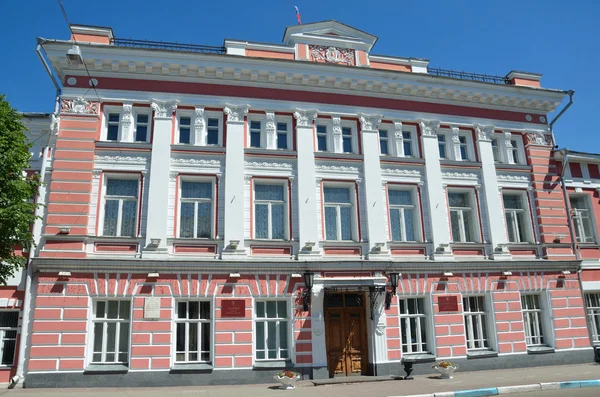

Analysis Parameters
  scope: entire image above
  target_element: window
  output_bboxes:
[585,293,600,344]
[438,135,447,159]
[463,296,490,351]
[134,114,149,142]
[323,186,354,241]
[250,121,261,148]
[521,294,545,346]
[342,127,353,153]
[570,196,595,243]
[0,312,18,366]
[179,116,191,144]
[510,140,521,164]
[207,118,219,145]
[317,125,328,152]
[103,179,139,237]
[106,113,120,141]
[255,301,289,360]
[403,131,413,157]
[459,136,469,160]
[175,301,211,363]
[379,129,389,155]
[277,122,288,150]
[449,192,475,242]
[388,189,416,242]
[504,193,530,243]
[491,138,500,162]
[180,181,213,238]
[398,298,428,354]
[92,300,130,364]
[254,184,285,239]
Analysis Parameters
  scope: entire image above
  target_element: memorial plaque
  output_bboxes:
[438,296,459,312]
[221,299,246,318]
[144,297,161,319]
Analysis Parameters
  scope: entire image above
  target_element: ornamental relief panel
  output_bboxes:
[309,45,355,66]
[61,97,100,115]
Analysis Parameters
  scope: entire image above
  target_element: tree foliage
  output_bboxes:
[0,95,41,285]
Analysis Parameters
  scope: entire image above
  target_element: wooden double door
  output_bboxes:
[324,292,368,377]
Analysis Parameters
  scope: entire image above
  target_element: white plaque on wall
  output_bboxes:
[144,297,161,320]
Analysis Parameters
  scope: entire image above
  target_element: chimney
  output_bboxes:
[70,24,114,45]
[505,70,542,88]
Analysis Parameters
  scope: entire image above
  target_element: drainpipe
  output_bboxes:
[558,149,580,261]
[549,90,575,129]
[12,40,63,387]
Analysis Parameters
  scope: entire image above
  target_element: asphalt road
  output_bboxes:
[512,388,600,396]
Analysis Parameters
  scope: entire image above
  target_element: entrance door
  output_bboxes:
[324,292,368,377]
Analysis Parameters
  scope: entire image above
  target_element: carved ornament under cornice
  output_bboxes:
[381,168,421,177]
[170,157,222,167]
[310,45,355,66]
[95,154,149,164]
[442,171,479,180]
[525,131,553,147]
[244,161,293,170]
[61,97,100,116]
[315,164,360,174]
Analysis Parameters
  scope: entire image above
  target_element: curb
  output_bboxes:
[392,379,600,397]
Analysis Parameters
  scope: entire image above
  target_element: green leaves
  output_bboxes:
[0,95,41,285]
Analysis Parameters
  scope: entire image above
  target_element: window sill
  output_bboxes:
[495,163,531,171]
[467,350,498,359]
[380,156,424,164]
[527,346,555,354]
[171,144,225,153]
[84,364,129,373]
[400,353,436,363]
[244,147,296,156]
[314,152,363,160]
[170,363,213,372]
[253,360,289,369]
[440,160,480,166]
[96,141,152,150]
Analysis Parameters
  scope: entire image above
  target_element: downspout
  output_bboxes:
[558,149,580,261]
[549,90,575,129]
[13,40,62,387]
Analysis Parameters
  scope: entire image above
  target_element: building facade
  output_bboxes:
[17,21,597,387]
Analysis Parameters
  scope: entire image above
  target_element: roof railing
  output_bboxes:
[428,67,509,85]
[111,38,226,54]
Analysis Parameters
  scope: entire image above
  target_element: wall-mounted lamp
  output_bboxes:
[147,272,159,278]
[58,271,71,277]
[502,271,513,276]
[443,272,454,277]
[229,273,241,278]
[291,273,302,278]
[562,270,571,275]
[66,45,83,66]
[385,272,400,310]
[302,272,314,311]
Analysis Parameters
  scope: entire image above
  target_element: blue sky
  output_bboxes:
[1,0,598,152]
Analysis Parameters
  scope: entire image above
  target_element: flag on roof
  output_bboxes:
[295,6,302,25]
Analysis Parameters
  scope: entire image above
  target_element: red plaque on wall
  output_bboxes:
[221,299,246,318]
[438,296,459,312]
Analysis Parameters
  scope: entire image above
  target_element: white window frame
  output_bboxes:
[174,300,212,364]
[276,116,292,150]
[437,133,448,159]
[457,132,475,161]
[491,136,501,163]
[378,127,390,156]
[316,122,329,152]
[402,130,415,158]
[99,175,141,237]
[90,299,131,365]
[570,194,597,244]
[102,106,122,141]
[205,111,224,146]
[521,293,548,347]
[448,188,479,243]
[387,186,421,242]
[176,112,193,145]
[177,177,216,239]
[503,191,534,244]
[248,116,264,149]
[463,295,495,352]
[0,311,18,367]
[252,180,289,240]
[254,299,292,361]
[322,183,358,241]
[398,297,430,354]
[341,122,358,154]
[509,136,525,165]
[132,109,151,143]
[585,292,600,345]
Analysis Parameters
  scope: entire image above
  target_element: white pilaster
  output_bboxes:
[451,125,461,161]
[476,125,511,260]
[369,290,388,365]
[265,111,277,150]
[332,116,343,153]
[222,104,250,255]
[503,130,515,164]
[194,107,205,146]
[294,109,322,258]
[310,284,327,369]
[120,103,133,143]
[393,121,404,157]
[359,114,389,258]
[144,99,178,254]
[420,119,453,259]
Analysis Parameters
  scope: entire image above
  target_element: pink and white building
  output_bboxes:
[14,21,597,387]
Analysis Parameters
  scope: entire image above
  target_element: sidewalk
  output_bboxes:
[3,363,599,397]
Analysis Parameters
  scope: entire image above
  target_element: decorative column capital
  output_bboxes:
[419,119,440,137]
[358,113,383,132]
[224,104,250,123]
[293,109,318,127]
[525,130,553,147]
[476,124,495,141]
[151,99,179,119]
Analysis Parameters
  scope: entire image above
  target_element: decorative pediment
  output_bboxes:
[283,20,378,52]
